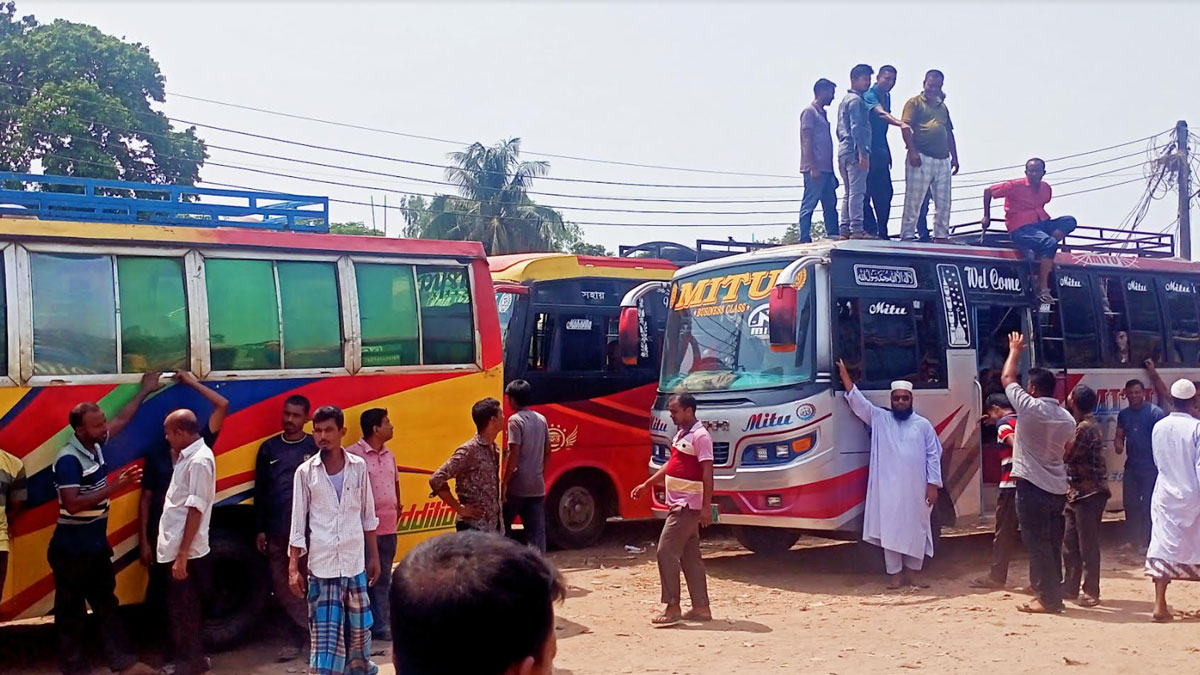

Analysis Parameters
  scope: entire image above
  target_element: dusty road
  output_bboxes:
[3,521,1198,674]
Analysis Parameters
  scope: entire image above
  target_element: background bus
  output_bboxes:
[0,175,502,647]
[622,226,1182,553]
[490,252,675,548]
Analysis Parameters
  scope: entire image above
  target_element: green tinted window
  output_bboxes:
[206,258,280,370]
[355,263,418,366]
[31,253,117,375]
[0,258,7,376]
[118,257,188,372]
[278,261,342,369]
[417,266,475,364]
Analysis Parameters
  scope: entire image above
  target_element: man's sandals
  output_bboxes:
[1017,599,1064,614]
[652,608,712,627]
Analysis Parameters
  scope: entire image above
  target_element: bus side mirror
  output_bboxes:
[618,306,641,366]
[769,285,796,353]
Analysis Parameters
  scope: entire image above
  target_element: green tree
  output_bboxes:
[569,241,610,256]
[0,2,206,186]
[329,221,382,236]
[403,138,576,254]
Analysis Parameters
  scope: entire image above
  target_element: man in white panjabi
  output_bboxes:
[837,360,943,588]
[1146,379,1200,622]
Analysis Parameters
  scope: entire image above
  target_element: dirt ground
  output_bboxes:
[3,520,1199,675]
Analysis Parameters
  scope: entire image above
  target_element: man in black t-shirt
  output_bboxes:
[138,371,228,649]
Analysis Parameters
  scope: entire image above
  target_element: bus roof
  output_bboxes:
[0,216,488,258]
[489,251,677,283]
[671,238,1200,279]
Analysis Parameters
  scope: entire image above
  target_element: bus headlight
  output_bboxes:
[741,432,816,466]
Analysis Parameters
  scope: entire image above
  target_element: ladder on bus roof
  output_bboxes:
[0,172,330,232]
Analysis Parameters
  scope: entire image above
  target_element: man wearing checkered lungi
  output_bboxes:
[899,69,959,243]
[289,406,383,675]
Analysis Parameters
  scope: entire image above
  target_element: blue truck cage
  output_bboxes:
[0,173,329,232]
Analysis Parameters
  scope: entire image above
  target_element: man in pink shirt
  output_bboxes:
[631,393,713,626]
[348,408,400,643]
[982,158,1077,304]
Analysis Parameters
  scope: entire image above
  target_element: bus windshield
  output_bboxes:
[659,261,815,393]
[496,290,521,349]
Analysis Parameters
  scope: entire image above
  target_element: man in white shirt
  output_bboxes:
[1001,332,1077,615]
[157,409,216,675]
[289,405,382,675]
[1146,379,1200,622]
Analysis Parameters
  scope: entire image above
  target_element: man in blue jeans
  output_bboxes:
[982,158,1077,304]
[797,78,839,243]
[1114,378,1165,554]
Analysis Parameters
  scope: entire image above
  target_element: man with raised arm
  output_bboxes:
[1001,333,1076,614]
[51,372,162,675]
[862,65,910,239]
[1146,379,1200,622]
[982,158,1078,305]
[836,360,943,589]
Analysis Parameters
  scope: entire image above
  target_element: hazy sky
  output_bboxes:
[18,1,1200,253]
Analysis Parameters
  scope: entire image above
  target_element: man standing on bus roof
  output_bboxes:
[347,407,400,644]
[502,379,551,553]
[255,394,319,662]
[836,64,875,240]
[1002,332,1076,614]
[429,398,505,534]
[289,405,382,675]
[900,69,958,243]
[797,77,840,244]
[970,393,1020,590]
[631,392,713,625]
[50,372,162,675]
[1116,378,1166,555]
[836,361,943,588]
[862,65,910,239]
[982,158,1078,305]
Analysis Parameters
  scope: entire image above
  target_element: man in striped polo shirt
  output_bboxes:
[632,393,713,626]
[50,373,161,675]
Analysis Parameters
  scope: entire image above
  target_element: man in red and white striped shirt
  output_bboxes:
[632,393,714,626]
[972,393,1020,589]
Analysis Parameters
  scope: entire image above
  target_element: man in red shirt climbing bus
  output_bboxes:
[981,157,1078,305]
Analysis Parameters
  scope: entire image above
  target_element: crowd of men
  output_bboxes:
[799,64,1078,303]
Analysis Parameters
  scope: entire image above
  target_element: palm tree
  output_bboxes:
[410,138,575,254]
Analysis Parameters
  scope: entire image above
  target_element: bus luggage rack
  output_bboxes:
[619,238,774,264]
[0,173,329,232]
[948,219,1175,259]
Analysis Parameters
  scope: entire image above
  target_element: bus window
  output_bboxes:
[1123,277,1164,364]
[0,257,6,376]
[836,296,945,389]
[1098,275,1132,364]
[206,259,281,371]
[355,263,419,367]
[417,266,475,365]
[1163,279,1200,365]
[557,314,606,371]
[277,261,342,369]
[31,253,189,376]
[1045,272,1101,368]
[529,312,552,371]
[118,257,188,372]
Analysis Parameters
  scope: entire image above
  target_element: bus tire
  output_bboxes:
[733,526,801,555]
[202,531,269,651]
[546,474,610,550]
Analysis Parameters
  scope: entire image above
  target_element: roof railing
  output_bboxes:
[0,173,329,232]
[948,218,1176,259]
[618,238,773,265]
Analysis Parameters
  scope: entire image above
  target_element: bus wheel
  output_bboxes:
[733,526,801,555]
[202,531,269,651]
[547,475,609,550]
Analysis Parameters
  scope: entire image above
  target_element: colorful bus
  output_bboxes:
[620,226,1183,553]
[490,252,675,548]
[0,175,501,646]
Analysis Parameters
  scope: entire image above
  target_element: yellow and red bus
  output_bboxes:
[489,252,675,547]
[0,175,501,646]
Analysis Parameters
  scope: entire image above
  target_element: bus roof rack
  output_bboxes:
[948,219,1176,259]
[619,238,774,265]
[0,173,330,232]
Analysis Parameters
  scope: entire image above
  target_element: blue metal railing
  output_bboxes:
[0,173,329,232]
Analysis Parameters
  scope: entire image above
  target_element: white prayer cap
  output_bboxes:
[1170,378,1197,400]
[891,380,915,393]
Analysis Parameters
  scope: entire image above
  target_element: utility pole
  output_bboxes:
[1177,120,1191,259]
